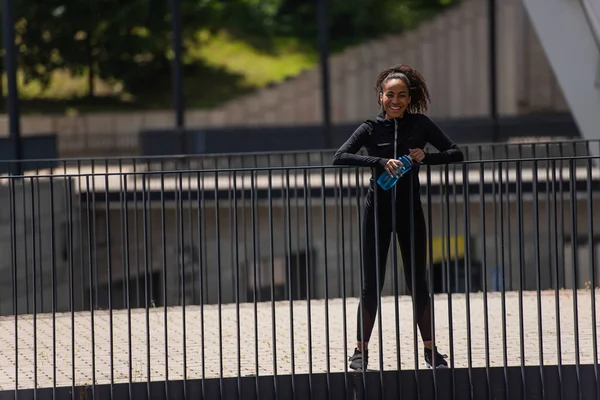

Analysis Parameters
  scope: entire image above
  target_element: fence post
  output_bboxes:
[170,0,185,153]
[488,0,499,143]
[317,0,333,149]
[2,0,22,175]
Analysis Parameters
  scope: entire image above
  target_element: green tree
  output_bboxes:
[1,0,460,106]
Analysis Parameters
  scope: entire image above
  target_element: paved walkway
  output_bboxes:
[0,290,597,391]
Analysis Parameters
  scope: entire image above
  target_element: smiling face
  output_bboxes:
[380,78,411,119]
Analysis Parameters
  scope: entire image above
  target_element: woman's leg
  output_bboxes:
[350,191,391,370]
[396,202,432,343]
[397,201,448,368]
[357,193,391,346]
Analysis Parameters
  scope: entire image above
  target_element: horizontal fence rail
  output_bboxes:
[3,137,600,178]
[0,155,598,399]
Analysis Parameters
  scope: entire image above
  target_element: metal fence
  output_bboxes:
[0,152,598,399]
[7,137,600,175]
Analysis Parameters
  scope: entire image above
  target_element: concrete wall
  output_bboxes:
[0,0,569,155]
[0,178,84,316]
[81,190,600,309]
[1,171,598,316]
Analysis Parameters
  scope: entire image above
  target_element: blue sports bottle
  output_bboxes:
[376,154,413,190]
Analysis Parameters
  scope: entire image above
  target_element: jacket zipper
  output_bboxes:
[394,119,398,160]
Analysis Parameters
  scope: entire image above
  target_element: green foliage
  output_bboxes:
[1,0,459,112]
[228,0,461,51]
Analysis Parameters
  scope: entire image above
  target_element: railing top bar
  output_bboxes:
[0,137,595,165]
[1,154,599,180]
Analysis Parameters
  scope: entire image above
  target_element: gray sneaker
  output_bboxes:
[349,348,368,371]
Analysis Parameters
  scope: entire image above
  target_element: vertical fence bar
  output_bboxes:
[373,167,385,397]
[242,162,249,306]
[134,163,141,309]
[268,169,279,399]
[36,174,45,313]
[120,161,128,312]
[491,148,498,299]
[479,161,491,400]
[335,165,342,301]
[505,159,513,291]
[569,159,582,400]
[551,159,564,399]
[559,150,566,292]
[160,172,169,399]
[285,168,296,399]
[586,158,599,397]
[92,163,99,313]
[290,162,298,304]
[123,175,133,398]
[22,180,30,314]
[304,169,314,399]
[197,167,208,304]
[408,164,419,396]
[587,157,599,399]
[391,160,402,397]
[347,168,355,299]
[533,160,546,399]
[28,177,38,397]
[85,175,97,398]
[426,165,438,400]
[233,170,242,400]
[46,177,56,400]
[336,168,348,380]
[103,167,115,398]
[49,176,57,399]
[187,170,194,308]
[516,161,527,400]
[9,177,18,397]
[355,168,366,397]
[462,162,474,400]
[450,164,465,296]
[321,167,331,400]
[337,167,349,392]
[498,161,509,399]
[446,164,457,400]
[178,172,188,399]
[141,174,152,399]
[196,171,206,400]
[215,170,224,399]
[256,172,263,304]
[251,170,260,398]
[545,144,554,290]
[230,171,236,307]
[67,176,75,399]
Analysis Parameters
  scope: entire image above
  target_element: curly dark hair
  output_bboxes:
[375,64,431,114]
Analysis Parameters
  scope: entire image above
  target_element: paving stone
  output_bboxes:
[0,289,597,390]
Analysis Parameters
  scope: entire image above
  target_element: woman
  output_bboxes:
[332,64,464,370]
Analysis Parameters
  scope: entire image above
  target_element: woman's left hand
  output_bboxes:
[409,148,425,163]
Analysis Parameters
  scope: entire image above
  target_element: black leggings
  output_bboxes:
[357,186,432,343]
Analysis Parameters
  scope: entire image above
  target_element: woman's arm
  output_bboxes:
[420,116,464,165]
[333,123,388,168]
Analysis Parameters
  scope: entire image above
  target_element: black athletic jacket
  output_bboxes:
[333,112,464,184]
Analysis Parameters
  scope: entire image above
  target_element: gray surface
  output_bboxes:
[0,289,597,391]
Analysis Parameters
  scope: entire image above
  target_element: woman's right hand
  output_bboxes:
[384,158,405,177]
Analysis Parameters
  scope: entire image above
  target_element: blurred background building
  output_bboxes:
[1,0,598,158]
[0,0,599,316]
